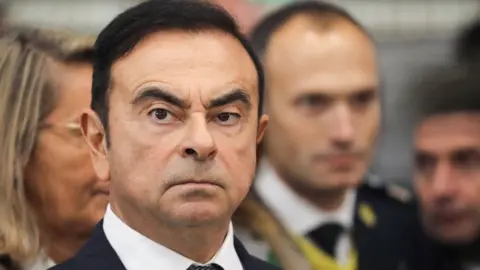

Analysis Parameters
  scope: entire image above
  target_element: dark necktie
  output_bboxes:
[307,222,344,257]
[186,263,223,270]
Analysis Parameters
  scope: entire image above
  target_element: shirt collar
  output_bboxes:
[103,204,242,270]
[255,159,356,234]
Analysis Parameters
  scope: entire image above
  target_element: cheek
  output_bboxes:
[215,130,256,191]
[459,177,480,206]
[355,105,380,143]
[25,142,98,216]
[108,121,178,196]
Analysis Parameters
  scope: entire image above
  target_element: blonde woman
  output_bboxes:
[0,27,108,270]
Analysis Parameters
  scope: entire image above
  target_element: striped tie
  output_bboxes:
[186,263,223,270]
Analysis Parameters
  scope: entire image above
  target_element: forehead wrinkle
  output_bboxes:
[113,63,257,104]
[110,31,258,112]
[196,84,256,111]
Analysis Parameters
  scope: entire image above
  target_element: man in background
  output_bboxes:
[411,65,480,270]
[235,1,429,270]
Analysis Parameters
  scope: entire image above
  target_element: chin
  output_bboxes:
[322,174,363,189]
[429,222,480,246]
[436,233,475,246]
[437,229,479,245]
[168,203,227,226]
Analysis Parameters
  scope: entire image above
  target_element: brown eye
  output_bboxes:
[298,94,330,109]
[148,108,176,123]
[415,153,437,178]
[153,109,168,120]
[215,112,240,126]
[451,149,480,170]
[350,90,376,108]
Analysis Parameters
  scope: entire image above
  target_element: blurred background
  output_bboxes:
[5,0,480,187]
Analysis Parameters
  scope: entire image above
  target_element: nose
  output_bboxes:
[180,115,217,161]
[430,162,456,199]
[328,103,354,148]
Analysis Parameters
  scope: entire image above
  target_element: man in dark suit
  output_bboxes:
[49,1,277,270]
[234,2,430,270]
[410,65,480,270]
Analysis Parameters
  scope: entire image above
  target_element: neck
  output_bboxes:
[286,179,348,211]
[270,161,349,211]
[304,188,349,211]
[42,230,87,264]
[111,202,229,263]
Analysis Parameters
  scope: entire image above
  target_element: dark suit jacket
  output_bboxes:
[352,181,466,270]
[49,221,281,270]
[351,182,428,270]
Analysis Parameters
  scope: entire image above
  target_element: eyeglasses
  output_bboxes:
[39,121,86,148]
[40,121,82,135]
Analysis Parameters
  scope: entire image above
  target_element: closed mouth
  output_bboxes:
[95,189,110,196]
[171,179,221,188]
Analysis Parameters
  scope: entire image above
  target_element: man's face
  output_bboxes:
[264,17,380,192]
[85,30,267,226]
[414,113,480,244]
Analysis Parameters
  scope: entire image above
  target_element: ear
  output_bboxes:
[256,114,268,144]
[80,108,110,183]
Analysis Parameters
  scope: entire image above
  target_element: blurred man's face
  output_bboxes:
[84,30,267,227]
[264,17,380,193]
[415,112,480,244]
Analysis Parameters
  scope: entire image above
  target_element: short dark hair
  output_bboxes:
[250,0,369,59]
[455,18,480,66]
[409,64,480,126]
[91,0,264,130]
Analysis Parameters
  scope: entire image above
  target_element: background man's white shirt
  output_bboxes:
[242,160,356,265]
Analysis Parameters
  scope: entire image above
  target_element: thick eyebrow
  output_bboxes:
[208,89,252,110]
[131,87,188,109]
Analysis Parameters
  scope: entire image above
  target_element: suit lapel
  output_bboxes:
[234,236,270,270]
[72,221,127,270]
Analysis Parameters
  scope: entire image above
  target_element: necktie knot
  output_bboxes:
[307,222,344,257]
[187,263,223,270]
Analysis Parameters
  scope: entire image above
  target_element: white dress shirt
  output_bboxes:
[252,160,357,264]
[103,205,243,270]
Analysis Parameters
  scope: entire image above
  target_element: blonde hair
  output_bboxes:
[0,26,94,263]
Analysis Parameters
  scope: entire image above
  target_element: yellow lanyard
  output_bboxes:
[293,235,357,270]
[267,202,379,269]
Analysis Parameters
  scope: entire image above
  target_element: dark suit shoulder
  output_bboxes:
[354,178,428,270]
[234,236,283,270]
[360,176,416,207]
[357,180,420,231]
